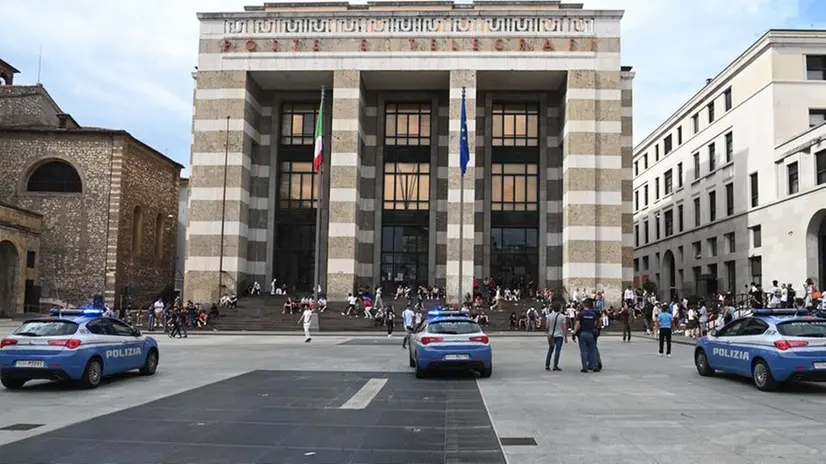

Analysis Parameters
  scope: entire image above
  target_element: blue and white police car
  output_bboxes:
[0,308,159,390]
[408,309,492,378]
[694,308,826,391]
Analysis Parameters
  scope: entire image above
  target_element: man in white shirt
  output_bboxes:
[401,306,415,349]
[780,284,789,308]
[299,307,314,342]
[770,280,782,308]
[152,297,164,331]
[623,286,635,309]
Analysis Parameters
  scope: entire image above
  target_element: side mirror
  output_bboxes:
[708,329,717,337]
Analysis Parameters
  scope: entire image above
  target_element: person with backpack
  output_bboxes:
[527,307,538,332]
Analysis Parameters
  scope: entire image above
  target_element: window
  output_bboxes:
[725,232,735,253]
[655,144,660,161]
[385,103,431,146]
[809,109,826,128]
[664,170,673,195]
[818,149,826,185]
[654,177,660,199]
[381,226,429,287]
[707,237,717,257]
[154,214,164,260]
[634,258,639,272]
[692,114,699,133]
[655,214,661,240]
[492,103,538,147]
[383,162,430,210]
[634,160,639,177]
[274,224,316,291]
[280,103,317,145]
[725,132,733,163]
[692,266,702,293]
[725,183,734,216]
[26,160,82,193]
[644,220,650,243]
[787,162,799,195]
[491,164,538,211]
[806,55,826,80]
[707,102,715,123]
[678,245,684,261]
[693,152,700,179]
[26,251,36,268]
[490,227,539,287]
[724,87,732,111]
[677,127,683,145]
[750,256,762,286]
[751,225,762,248]
[725,260,736,291]
[635,224,640,247]
[677,162,683,188]
[131,206,143,258]
[708,190,716,222]
[664,210,674,237]
[643,153,648,169]
[278,161,318,209]
[643,256,649,270]
[677,204,684,232]
[692,241,701,259]
[750,172,759,207]
[708,142,716,171]
[643,184,649,206]
[634,190,639,211]
[693,197,701,227]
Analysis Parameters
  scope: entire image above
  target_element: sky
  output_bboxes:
[2,0,826,175]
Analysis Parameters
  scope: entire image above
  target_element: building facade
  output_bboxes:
[186,0,634,304]
[632,29,826,298]
[0,63,183,312]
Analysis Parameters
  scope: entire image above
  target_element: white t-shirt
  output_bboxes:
[153,301,164,313]
[347,296,357,305]
[302,309,313,324]
[623,289,634,301]
[687,309,696,321]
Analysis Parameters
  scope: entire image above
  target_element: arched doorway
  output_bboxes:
[805,209,826,290]
[0,241,20,315]
[662,250,676,298]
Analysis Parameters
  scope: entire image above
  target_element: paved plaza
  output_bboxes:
[1,334,825,463]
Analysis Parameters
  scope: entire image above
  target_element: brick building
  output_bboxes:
[186,0,634,304]
[0,60,183,313]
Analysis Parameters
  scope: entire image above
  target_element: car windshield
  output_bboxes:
[13,320,79,337]
[427,320,481,335]
[776,320,826,338]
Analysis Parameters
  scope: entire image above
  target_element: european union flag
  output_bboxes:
[459,88,470,176]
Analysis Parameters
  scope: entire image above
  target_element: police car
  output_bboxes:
[0,308,159,390]
[694,308,826,391]
[408,309,492,378]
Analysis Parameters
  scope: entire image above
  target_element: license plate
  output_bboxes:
[814,362,826,370]
[444,354,470,361]
[15,360,45,368]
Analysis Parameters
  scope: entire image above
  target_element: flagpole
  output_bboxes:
[458,87,466,307]
[313,86,325,304]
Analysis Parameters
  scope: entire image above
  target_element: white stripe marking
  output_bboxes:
[340,378,388,410]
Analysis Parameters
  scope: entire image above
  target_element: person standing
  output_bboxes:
[619,303,633,342]
[657,307,674,357]
[401,306,415,349]
[544,302,567,371]
[573,298,600,373]
[299,306,313,343]
[385,305,396,337]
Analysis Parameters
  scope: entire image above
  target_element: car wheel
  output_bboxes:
[752,359,779,392]
[139,349,159,376]
[480,366,492,378]
[1,376,26,390]
[77,357,103,390]
[694,349,714,377]
[408,352,415,368]
[415,361,427,378]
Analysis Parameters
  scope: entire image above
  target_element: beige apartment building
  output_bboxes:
[185,0,634,304]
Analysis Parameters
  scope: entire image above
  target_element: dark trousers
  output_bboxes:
[622,322,632,341]
[545,335,563,369]
[658,328,672,355]
[387,322,394,335]
[577,331,597,370]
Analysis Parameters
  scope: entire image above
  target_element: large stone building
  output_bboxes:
[0,60,183,313]
[186,0,634,304]
[632,30,826,297]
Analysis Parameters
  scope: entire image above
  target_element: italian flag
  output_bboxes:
[312,101,323,174]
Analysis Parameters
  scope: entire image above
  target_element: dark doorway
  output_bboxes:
[662,250,676,295]
[805,209,826,290]
[0,241,20,315]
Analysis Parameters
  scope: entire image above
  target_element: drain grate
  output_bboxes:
[499,437,537,446]
[0,424,43,431]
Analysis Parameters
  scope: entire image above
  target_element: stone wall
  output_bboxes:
[0,85,62,128]
[0,203,41,314]
[115,137,182,309]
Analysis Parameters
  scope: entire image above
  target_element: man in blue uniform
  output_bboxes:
[657,308,674,357]
[573,298,600,373]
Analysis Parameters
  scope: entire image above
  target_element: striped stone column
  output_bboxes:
[357,89,377,288]
[185,70,259,303]
[446,70,476,303]
[435,96,449,289]
[620,67,636,288]
[326,70,362,299]
[245,84,271,285]
[546,95,564,290]
[561,69,625,303]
